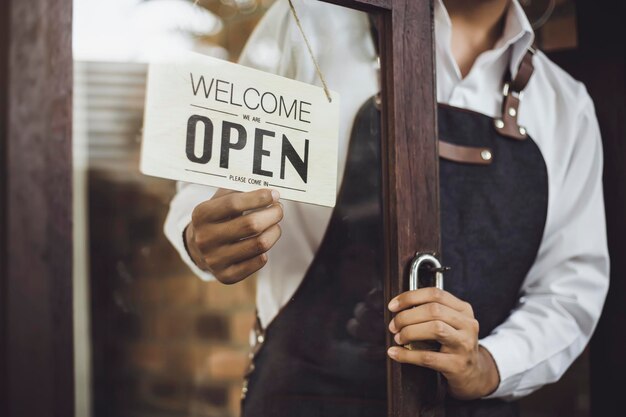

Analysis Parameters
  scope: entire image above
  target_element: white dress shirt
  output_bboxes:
[164,0,609,400]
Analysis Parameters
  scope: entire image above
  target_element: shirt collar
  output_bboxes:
[434,0,535,78]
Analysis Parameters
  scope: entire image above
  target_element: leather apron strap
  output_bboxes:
[493,45,537,140]
[369,15,537,163]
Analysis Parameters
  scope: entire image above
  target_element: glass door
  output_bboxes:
[71,1,432,416]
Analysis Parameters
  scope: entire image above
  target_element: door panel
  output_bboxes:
[1,1,74,417]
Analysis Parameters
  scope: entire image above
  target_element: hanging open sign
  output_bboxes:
[140,52,340,207]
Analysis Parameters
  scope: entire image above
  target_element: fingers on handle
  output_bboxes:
[387,348,458,374]
[389,287,472,315]
[390,303,470,333]
[393,321,461,347]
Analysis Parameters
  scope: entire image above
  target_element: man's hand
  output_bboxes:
[185,188,283,284]
[386,288,500,400]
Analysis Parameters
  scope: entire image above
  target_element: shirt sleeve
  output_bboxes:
[162,1,295,281]
[163,181,218,281]
[479,92,610,399]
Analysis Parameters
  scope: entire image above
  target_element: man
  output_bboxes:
[164,0,609,415]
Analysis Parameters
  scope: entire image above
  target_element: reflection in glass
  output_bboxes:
[73,1,276,416]
[74,1,386,417]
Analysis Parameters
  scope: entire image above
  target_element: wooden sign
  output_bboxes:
[140,51,340,207]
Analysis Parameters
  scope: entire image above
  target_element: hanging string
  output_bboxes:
[193,0,332,102]
[287,0,333,102]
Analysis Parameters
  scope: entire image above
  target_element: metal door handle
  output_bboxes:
[404,252,448,351]
[409,253,444,292]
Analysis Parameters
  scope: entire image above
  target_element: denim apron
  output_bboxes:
[241,49,547,417]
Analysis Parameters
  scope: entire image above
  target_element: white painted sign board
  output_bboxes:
[140,52,340,207]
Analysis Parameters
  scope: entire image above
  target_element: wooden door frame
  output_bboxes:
[0,1,74,417]
[318,1,441,416]
[0,0,10,413]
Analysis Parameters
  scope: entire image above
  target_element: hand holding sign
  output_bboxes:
[185,188,283,284]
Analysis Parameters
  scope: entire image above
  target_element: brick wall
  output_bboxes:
[77,4,276,412]
[89,173,257,417]
[75,59,257,416]
[127,269,257,417]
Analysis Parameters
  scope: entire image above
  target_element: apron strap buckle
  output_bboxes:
[495,46,537,140]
